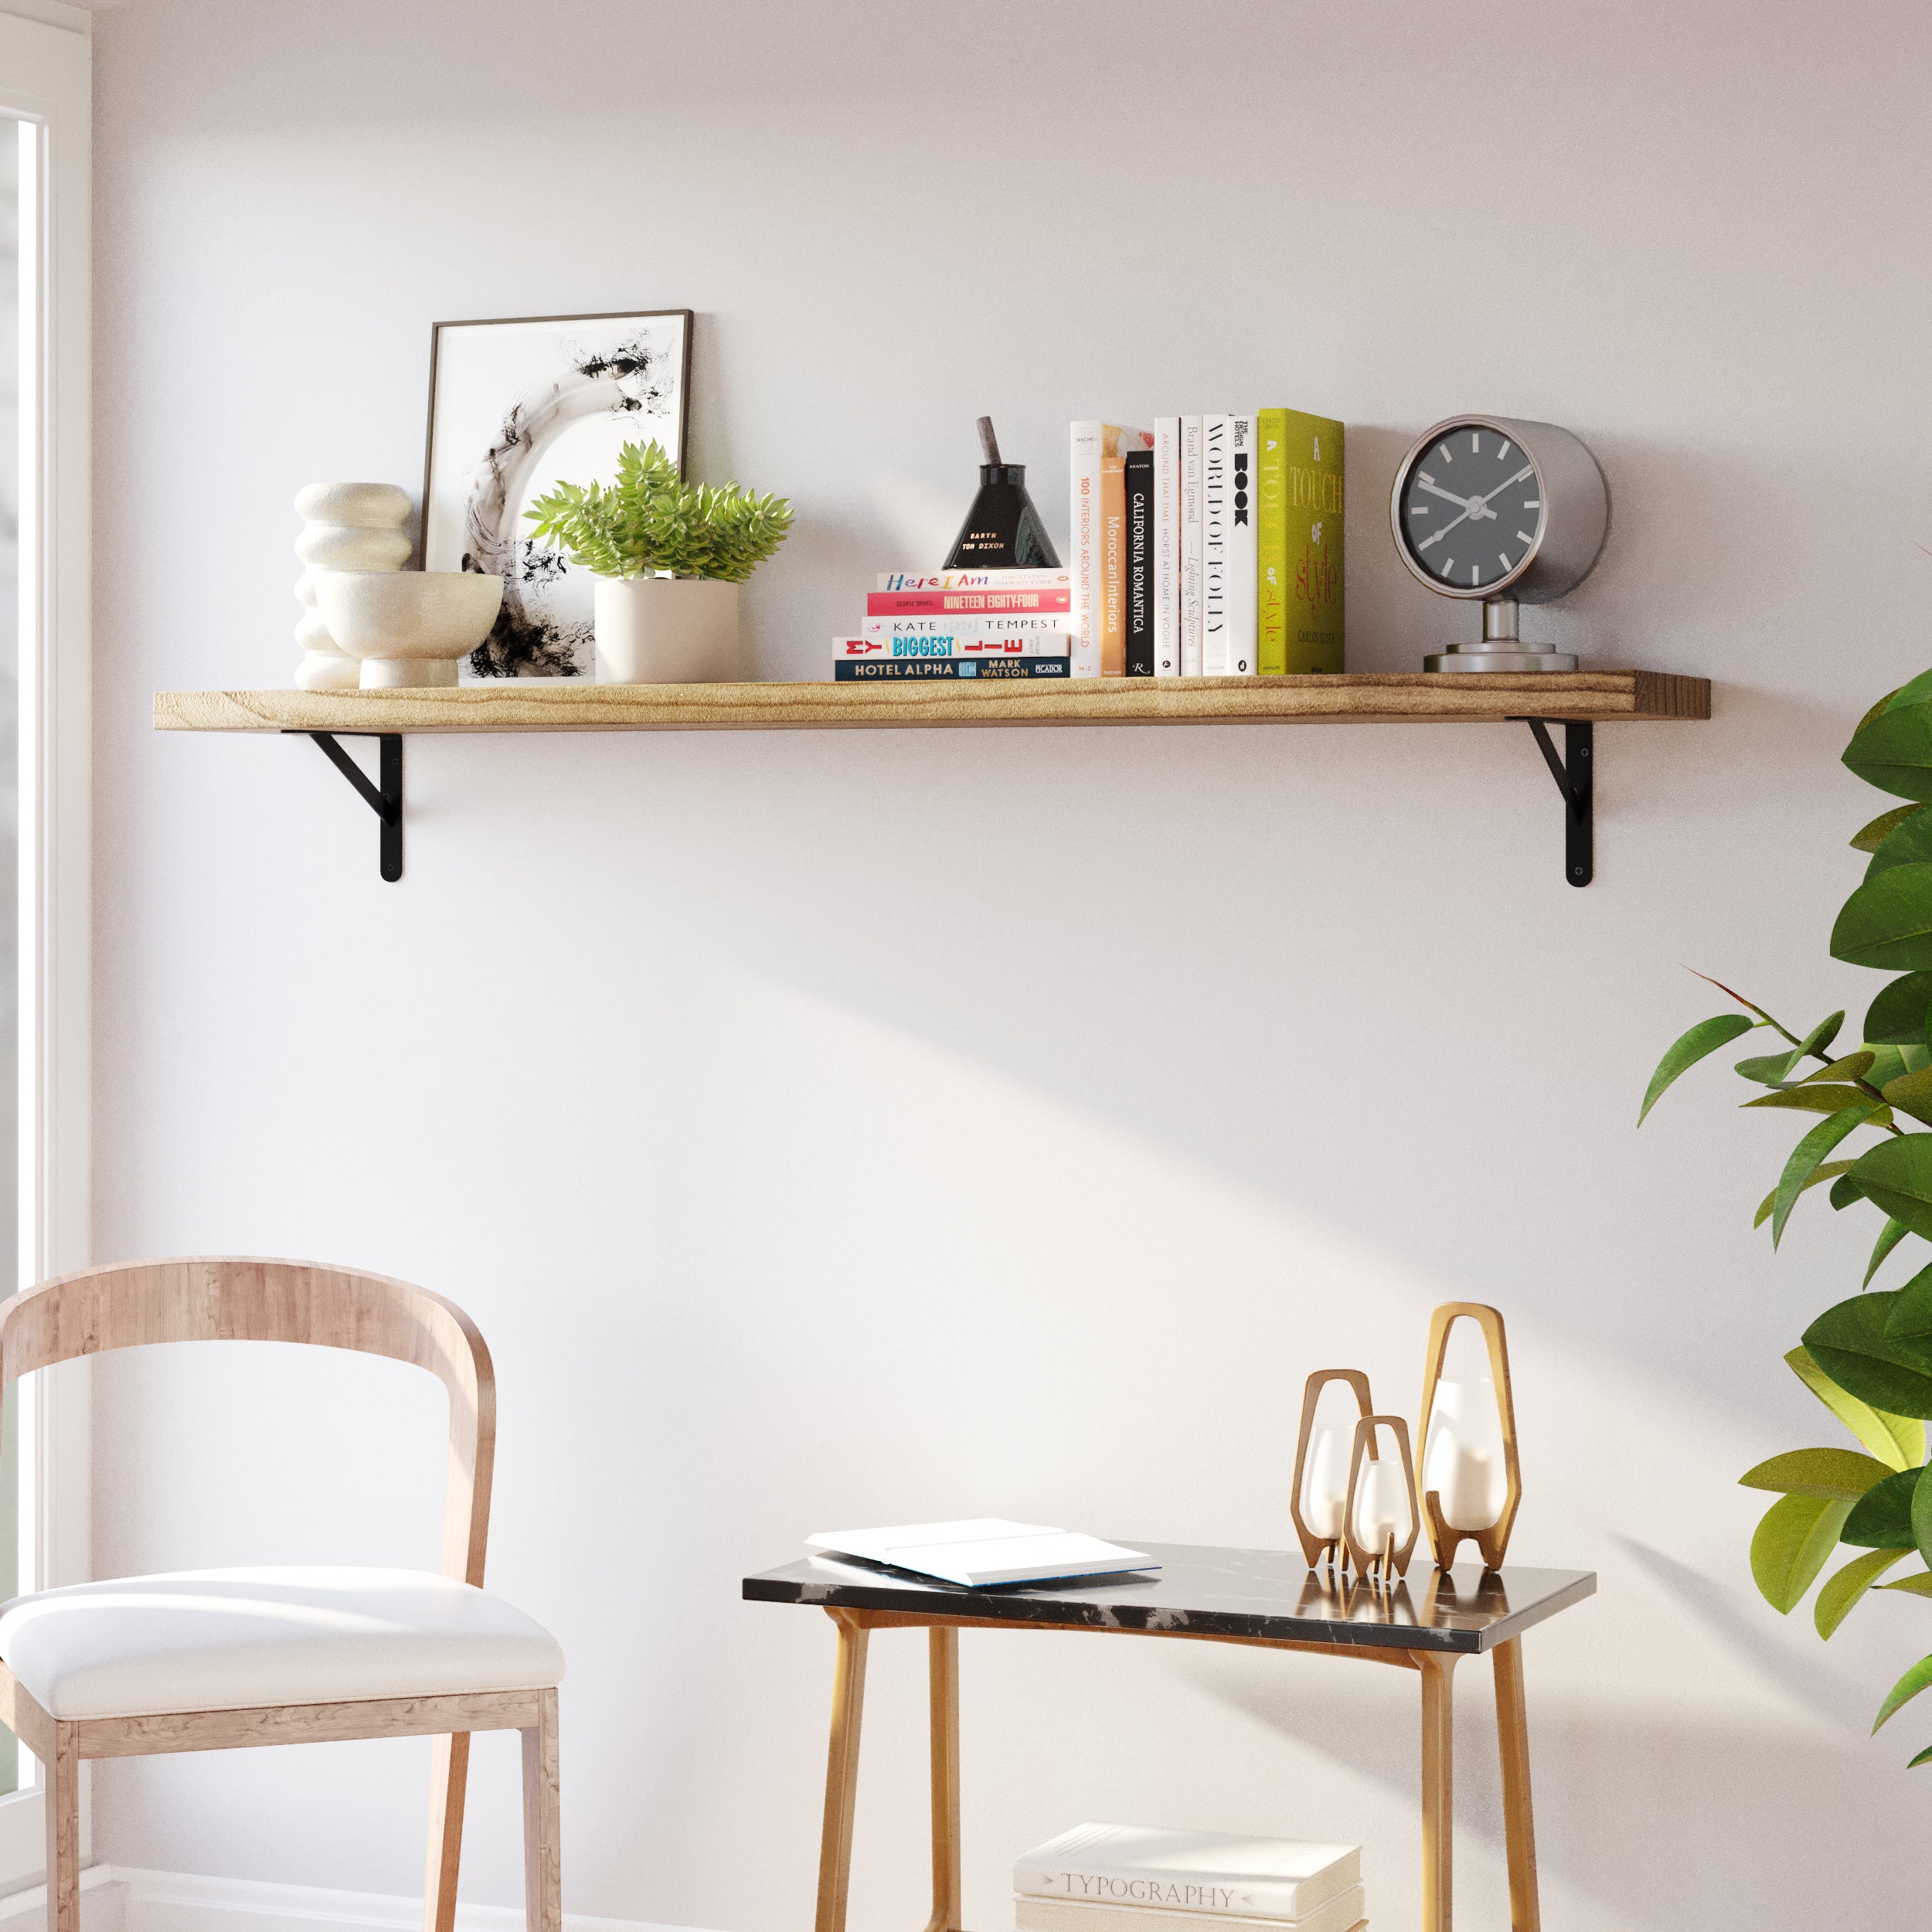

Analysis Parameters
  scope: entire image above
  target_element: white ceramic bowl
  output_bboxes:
[314,570,505,689]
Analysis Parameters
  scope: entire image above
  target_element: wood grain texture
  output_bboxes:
[46,1722,77,1932]
[1,1257,495,1588]
[0,1661,53,1760]
[520,1689,561,1932]
[71,1687,546,1760]
[423,1730,471,1932]
[922,1630,961,1932]
[815,1611,869,1932]
[1419,1652,1458,1932]
[1493,1638,1541,1932]
[152,670,1711,735]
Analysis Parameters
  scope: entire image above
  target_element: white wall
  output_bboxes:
[85,2,1932,1928]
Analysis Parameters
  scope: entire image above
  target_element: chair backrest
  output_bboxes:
[0,1257,496,1585]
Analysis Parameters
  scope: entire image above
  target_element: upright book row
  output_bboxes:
[1070,413,1345,679]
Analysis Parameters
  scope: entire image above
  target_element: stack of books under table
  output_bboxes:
[1015,1824,1365,1932]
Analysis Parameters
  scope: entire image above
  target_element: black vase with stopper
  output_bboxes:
[944,418,1060,570]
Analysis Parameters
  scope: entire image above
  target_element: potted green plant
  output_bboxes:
[525,440,793,684]
[1644,666,1932,1767]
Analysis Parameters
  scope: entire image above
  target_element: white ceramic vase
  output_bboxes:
[294,482,412,691]
[593,576,740,684]
[313,571,505,689]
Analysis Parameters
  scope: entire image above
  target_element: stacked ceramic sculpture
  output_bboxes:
[293,483,411,691]
[292,481,505,689]
[1291,1303,1522,1588]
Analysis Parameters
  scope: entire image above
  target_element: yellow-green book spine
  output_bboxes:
[1282,412,1345,673]
[1257,410,1289,675]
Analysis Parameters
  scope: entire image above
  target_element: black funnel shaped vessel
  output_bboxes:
[944,418,1060,570]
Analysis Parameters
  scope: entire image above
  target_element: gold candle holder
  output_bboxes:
[1291,1369,1373,1570]
[1342,1414,1421,1585]
[1417,1301,1522,1572]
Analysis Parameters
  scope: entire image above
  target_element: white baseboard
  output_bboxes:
[0,1870,706,1932]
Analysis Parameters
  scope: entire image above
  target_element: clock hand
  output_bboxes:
[1418,478,1478,512]
[1475,463,1536,508]
[1417,502,1476,550]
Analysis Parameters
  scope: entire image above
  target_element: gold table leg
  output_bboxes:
[816,1611,871,1932]
[1492,1638,1540,1932]
[922,1628,963,1932]
[1419,1651,1457,1932]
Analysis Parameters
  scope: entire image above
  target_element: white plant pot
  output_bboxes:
[594,576,740,684]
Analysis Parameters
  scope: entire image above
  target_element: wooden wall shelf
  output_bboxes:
[151,669,1711,887]
[154,670,1707,736]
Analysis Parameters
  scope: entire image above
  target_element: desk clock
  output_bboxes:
[1390,416,1609,672]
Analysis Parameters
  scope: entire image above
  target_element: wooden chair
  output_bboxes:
[0,1257,561,1932]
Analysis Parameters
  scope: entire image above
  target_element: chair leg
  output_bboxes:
[521,1689,561,1932]
[45,1723,78,1932]
[423,1733,471,1932]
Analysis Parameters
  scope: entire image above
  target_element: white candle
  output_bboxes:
[1351,1455,1413,1553]
[1302,1423,1349,1539]
[1423,1378,1508,1532]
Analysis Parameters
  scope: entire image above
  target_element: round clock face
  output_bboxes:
[1396,424,1544,592]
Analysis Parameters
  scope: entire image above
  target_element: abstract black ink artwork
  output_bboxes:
[422,311,693,678]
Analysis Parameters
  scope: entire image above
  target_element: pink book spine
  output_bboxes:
[867,589,1073,616]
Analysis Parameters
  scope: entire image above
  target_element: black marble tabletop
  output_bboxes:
[743,1542,1594,1655]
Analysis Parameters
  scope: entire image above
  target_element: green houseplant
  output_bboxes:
[1644,666,1932,1766]
[525,440,792,684]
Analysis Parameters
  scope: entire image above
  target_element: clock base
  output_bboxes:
[1424,648,1579,674]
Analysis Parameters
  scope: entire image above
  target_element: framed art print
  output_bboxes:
[423,309,692,678]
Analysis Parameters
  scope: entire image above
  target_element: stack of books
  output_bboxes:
[1070,413,1344,679]
[1015,1824,1365,1932]
[832,570,1073,680]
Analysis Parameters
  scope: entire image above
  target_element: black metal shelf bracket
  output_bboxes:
[1511,717,1592,887]
[290,730,403,882]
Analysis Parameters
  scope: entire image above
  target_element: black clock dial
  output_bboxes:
[1397,424,1543,592]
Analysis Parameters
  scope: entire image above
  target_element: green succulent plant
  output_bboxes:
[1644,668,1932,1767]
[524,439,793,583]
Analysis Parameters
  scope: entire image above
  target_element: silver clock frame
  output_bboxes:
[1389,415,1610,673]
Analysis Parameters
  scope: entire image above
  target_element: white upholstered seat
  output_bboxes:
[0,1566,566,1721]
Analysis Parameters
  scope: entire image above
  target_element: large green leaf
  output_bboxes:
[1867,1216,1912,1287]
[1738,1447,1896,1498]
[1640,1014,1756,1124]
[1842,1468,1923,1546]
[1886,1070,1932,1126]
[1907,1744,1932,1768]
[1914,1467,1932,1570]
[1751,1492,1855,1612]
[1883,1571,1932,1597]
[1758,1162,1858,1228]
[1850,1136,1932,1240]
[1804,1052,1877,1085]
[1787,1345,1923,1467]
[1805,1293,1932,1419]
[1845,702,1932,803]
[1745,1085,1883,1118]
[1869,1043,1916,1087]
[1873,1654,1932,1732]
[1867,805,1932,879]
[1885,1264,1932,1340]
[1774,1107,1883,1245]
[1830,1172,1866,1210]
[1816,1547,1911,1638]
[1869,975,1932,1049]
[1833,865,1932,970]
[1853,804,1927,854]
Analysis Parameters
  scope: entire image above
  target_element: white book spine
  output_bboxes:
[1152,417,1180,676]
[1070,421,1104,678]
[1179,416,1204,675]
[1225,413,1257,676]
[1202,414,1230,675]
[1014,1890,1365,1932]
